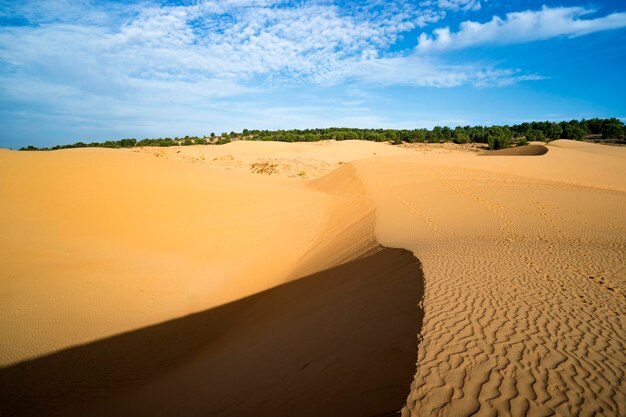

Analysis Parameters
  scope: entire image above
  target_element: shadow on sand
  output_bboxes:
[482,144,549,156]
[0,248,423,417]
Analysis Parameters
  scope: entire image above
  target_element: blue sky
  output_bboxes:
[0,0,625,148]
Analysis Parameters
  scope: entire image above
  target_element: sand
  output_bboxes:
[0,139,625,416]
[350,142,626,417]
[0,146,378,365]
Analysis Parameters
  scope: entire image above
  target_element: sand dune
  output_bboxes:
[0,147,376,365]
[1,139,625,416]
[135,139,413,179]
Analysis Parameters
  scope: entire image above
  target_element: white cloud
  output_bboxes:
[0,0,520,100]
[339,56,544,88]
[0,0,567,146]
[417,6,626,52]
[418,0,480,12]
[437,0,481,12]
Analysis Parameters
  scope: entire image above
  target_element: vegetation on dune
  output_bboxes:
[486,127,511,151]
[19,118,626,151]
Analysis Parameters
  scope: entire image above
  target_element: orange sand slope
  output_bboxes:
[0,146,377,366]
[1,139,625,417]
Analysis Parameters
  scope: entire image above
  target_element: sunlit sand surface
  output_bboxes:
[1,139,624,416]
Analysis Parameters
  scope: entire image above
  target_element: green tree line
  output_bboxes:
[19,118,626,151]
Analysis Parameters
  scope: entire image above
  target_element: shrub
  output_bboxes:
[601,118,624,139]
[486,127,512,150]
[453,132,469,144]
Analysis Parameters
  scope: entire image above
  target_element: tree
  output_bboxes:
[441,126,452,142]
[601,118,624,139]
[413,129,427,143]
[564,124,586,141]
[159,138,176,147]
[586,118,603,134]
[546,123,562,141]
[453,127,468,144]
[368,132,385,142]
[426,131,439,143]
[486,126,511,150]
[385,130,398,143]
[19,118,621,151]
[118,138,137,147]
[525,129,546,142]
[431,126,443,142]
[343,131,359,140]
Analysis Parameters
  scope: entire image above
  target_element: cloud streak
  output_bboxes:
[417,6,626,52]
